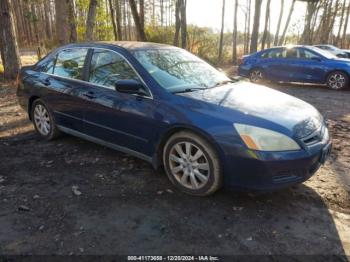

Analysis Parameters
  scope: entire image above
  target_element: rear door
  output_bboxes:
[258,48,290,81]
[37,48,89,132]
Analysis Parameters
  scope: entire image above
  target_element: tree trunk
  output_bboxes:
[278,0,296,45]
[329,0,339,43]
[109,0,118,40]
[55,0,70,44]
[261,0,271,49]
[300,1,318,44]
[30,4,40,45]
[180,0,187,49]
[274,0,284,46]
[232,0,238,64]
[140,0,144,29]
[128,0,146,41]
[250,0,262,53]
[114,0,123,40]
[309,3,321,44]
[173,0,181,46]
[342,1,350,48]
[245,0,251,53]
[0,0,21,79]
[85,0,98,41]
[43,0,53,40]
[68,0,77,42]
[336,0,347,45]
[218,0,225,63]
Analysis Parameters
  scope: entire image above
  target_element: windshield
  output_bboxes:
[131,48,231,93]
[310,46,339,59]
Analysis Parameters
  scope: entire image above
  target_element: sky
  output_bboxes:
[186,0,309,35]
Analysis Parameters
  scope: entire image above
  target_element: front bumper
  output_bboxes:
[222,140,332,191]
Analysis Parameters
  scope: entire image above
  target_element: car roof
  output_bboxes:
[60,41,178,51]
[261,45,313,51]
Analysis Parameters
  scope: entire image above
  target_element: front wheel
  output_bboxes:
[249,68,264,83]
[163,131,222,196]
[326,71,348,90]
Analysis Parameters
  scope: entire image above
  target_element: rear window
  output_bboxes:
[261,49,284,59]
[53,49,88,80]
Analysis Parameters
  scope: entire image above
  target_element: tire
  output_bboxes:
[326,71,348,90]
[31,99,60,140]
[163,131,222,196]
[249,68,264,83]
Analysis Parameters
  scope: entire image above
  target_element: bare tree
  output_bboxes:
[129,0,147,41]
[232,0,238,63]
[0,0,21,79]
[278,0,296,45]
[261,0,271,49]
[300,0,318,44]
[180,0,187,49]
[173,0,181,46]
[274,0,284,46]
[86,0,98,41]
[336,0,347,45]
[218,0,226,62]
[342,1,350,48]
[250,0,262,53]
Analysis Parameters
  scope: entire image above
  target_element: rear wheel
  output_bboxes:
[31,100,60,140]
[326,71,348,90]
[249,68,264,83]
[163,131,222,196]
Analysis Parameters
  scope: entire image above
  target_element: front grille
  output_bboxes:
[272,170,304,184]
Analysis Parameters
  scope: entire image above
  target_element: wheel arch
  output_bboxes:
[28,95,40,121]
[325,69,349,81]
[152,125,225,170]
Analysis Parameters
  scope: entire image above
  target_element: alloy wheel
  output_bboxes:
[328,73,346,90]
[33,104,51,136]
[168,141,210,190]
[250,69,263,83]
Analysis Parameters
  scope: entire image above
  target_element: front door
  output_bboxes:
[81,48,160,157]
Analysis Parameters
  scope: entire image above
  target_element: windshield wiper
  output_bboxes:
[210,80,235,88]
[172,87,208,94]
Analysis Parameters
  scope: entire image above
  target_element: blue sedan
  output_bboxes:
[17,42,331,196]
[238,45,350,90]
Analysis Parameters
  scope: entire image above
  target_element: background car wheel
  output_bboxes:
[326,71,348,90]
[163,131,222,196]
[31,99,60,140]
[249,69,264,83]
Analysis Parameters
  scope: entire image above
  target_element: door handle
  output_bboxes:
[82,91,96,100]
[43,78,51,86]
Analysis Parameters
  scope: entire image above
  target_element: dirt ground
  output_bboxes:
[0,70,350,257]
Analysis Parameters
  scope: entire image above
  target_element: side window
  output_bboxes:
[299,49,320,59]
[88,49,140,88]
[39,56,56,74]
[261,48,284,59]
[286,48,299,59]
[53,49,88,79]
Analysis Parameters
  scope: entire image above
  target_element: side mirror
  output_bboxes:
[115,79,148,96]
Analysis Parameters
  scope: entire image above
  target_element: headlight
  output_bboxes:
[234,123,300,151]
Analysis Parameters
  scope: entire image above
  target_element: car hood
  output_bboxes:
[179,82,323,138]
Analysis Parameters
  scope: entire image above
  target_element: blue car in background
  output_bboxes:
[17,42,331,196]
[238,45,350,90]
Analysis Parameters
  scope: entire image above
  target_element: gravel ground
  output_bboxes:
[0,75,349,257]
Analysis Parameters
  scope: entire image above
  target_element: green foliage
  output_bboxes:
[0,64,4,74]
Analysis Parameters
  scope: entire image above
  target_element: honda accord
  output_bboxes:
[17,42,332,196]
